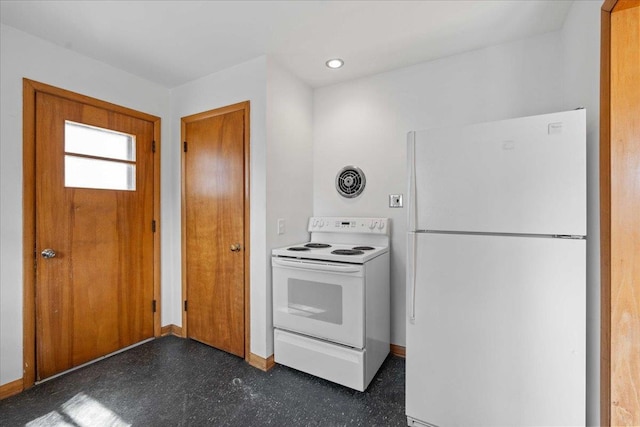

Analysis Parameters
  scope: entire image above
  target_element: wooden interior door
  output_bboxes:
[600,0,640,425]
[182,103,249,358]
[34,91,156,380]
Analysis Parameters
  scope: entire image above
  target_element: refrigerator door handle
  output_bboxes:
[407,131,417,231]
[408,232,417,322]
[407,131,417,322]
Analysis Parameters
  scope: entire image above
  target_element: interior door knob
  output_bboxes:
[41,248,56,259]
[230,243,242,252]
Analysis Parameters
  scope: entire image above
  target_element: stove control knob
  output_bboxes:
[369,220,377,230]
[378,221,385,230]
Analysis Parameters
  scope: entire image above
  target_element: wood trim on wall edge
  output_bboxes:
[22,78,37,390]
[243,103,251,369]
[611,0,640,11]
[390,344,406,358]
[248,353,275,372]
[602,0,618,12]
[0,378,24,400]
[160,324,184,337]
[152,117,162,338]
[599,1,615,425]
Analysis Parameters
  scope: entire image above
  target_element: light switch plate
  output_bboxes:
[389,194,403,208]
[277,218,286,235]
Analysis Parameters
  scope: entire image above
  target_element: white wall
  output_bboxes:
[313,31,565,346]
[0,24,171,385]
[561,1,602,425]
[170,57,271,357]
[265,59,314,355]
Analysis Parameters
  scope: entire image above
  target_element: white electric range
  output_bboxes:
[271,217,390,391]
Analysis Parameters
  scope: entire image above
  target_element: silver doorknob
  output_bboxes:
[230,243,242,252]
[41,248,56,259]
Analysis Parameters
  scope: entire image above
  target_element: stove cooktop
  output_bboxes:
[273,242,388,264]
[272,217,390,263]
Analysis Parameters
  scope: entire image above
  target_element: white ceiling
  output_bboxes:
[0,1,574,89]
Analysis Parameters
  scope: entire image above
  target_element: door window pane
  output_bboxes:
[64,121,136,191]
[65,121,135,161]
[65,156,135,191]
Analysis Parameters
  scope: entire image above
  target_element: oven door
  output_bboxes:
[272,257,365,348]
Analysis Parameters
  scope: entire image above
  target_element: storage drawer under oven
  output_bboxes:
[274,329,366,392]
[272,257,365,348]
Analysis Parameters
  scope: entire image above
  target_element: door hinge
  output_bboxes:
[183,141,188,152]
[152,141,156,153]
[184,300,188,311]
[152,300,157,313]
[152,220,156,232]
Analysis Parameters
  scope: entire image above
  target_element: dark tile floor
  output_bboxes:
[0,336,406,426]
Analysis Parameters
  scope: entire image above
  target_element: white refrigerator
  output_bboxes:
[406,110,587,427]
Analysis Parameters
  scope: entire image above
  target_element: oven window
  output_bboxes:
[287,279,342,325]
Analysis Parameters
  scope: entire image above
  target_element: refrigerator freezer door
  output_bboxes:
[406,232,586,427]
[408,109,586,236]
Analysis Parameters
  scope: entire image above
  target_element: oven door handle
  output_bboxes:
[272,258,362,274]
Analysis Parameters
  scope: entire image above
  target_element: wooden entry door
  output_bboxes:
[30,84,159,381]
[182,102,249,358]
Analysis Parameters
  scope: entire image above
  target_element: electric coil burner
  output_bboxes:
[332,249,364,256]
[272,217,390,392]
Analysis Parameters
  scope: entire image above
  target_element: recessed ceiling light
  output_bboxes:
[325,58,344,69]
